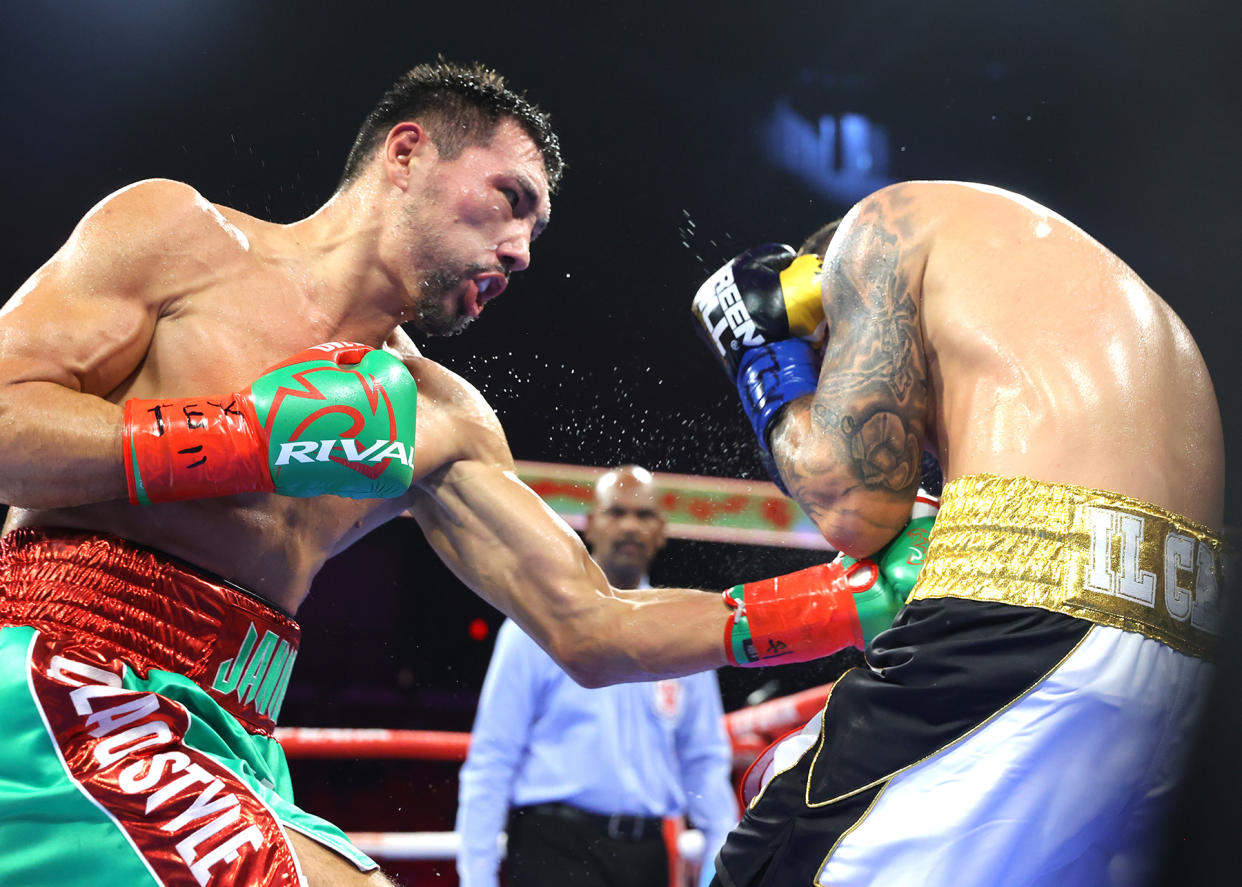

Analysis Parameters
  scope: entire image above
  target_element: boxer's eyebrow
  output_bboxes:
[513,172,550,241]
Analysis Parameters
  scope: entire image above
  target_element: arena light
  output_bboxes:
[764,99,894,204]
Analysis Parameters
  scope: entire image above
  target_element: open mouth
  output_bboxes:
[465,273,508,317]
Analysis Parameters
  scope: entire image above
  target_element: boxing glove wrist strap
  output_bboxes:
[736,339,819,453]
[722,560,864,667]
[123,395,270,505]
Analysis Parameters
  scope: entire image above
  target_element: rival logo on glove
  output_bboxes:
[272,438,415,469]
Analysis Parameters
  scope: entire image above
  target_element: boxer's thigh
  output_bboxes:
[819,626,1208,887]
[289,830,396,887]
[1,624,306,885]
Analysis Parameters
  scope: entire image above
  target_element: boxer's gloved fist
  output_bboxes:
[123,342,418,505]
[722,495,937,666]
[692,244,825,493]
[690,243,825,379]
[833,511,936,644]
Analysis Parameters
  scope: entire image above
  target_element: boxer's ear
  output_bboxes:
[384,122,432,189]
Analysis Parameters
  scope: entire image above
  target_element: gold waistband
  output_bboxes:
[910,474,1224,658]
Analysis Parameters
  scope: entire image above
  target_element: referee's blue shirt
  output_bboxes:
[456,616,738,887]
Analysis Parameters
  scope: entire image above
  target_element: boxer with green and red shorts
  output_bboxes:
[0,343,418,885]
[0,528,380,885]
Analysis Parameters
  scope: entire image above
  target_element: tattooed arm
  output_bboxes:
[770,184,932,556]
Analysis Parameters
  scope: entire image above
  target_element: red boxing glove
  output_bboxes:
[123,385,271,504]
[722,493,939,667]
[722,560,869,667]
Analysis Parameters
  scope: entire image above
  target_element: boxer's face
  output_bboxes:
[400,119,550,336]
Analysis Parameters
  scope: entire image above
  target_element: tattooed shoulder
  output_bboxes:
[811,189,928,497]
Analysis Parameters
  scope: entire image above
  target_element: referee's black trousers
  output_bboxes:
[506,803,669,887]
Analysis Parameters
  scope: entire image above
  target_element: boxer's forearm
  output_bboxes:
[566,587,732,686]
[0,380,129,507]
[777,188,930,555]
[770,399,910,557]
[411,461,732,686]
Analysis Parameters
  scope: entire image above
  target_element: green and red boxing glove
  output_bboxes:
[723,505,936,666]
[123,342,418,504]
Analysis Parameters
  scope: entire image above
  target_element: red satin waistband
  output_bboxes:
[0,527,300,735]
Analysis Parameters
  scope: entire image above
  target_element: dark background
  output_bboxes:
[3,1,1239,883]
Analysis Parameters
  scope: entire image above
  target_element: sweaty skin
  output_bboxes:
[772,181,1225,556]
[0,119,729,688]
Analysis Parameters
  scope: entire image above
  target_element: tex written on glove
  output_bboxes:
[722,491,938,666]
[123,342,418,504]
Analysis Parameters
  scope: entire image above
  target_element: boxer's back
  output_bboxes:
[913,182,1223,528]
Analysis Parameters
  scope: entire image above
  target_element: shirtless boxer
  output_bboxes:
[0,61,924,887]
[690,181,1226,886]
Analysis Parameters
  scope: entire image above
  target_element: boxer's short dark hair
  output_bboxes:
[798,219,843,258]
[338,58,564,192]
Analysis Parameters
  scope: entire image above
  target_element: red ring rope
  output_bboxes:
[276,684,831,760]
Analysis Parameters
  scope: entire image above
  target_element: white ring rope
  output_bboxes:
[279,687,833,863]
[343,830,707,863]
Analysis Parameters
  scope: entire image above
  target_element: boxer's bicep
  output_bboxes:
[0,184,188,397]
[0,266,156,400]
[0,186,175,506]
[775,187,929,555]
[404,359,729,686]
